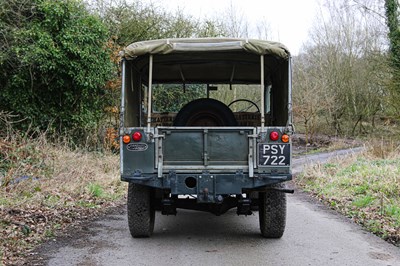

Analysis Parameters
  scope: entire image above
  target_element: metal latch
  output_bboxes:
[154,133,165,177]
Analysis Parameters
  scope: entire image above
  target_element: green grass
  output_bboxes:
[44,194,61,207]
[352,195,374,208]
[76,200,100,208]
[88,182,104,198]
[385,204,400,225]
[353,183,369,195]
[296,144,400,246]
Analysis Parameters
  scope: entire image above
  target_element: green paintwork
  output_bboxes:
[120,38,293,204]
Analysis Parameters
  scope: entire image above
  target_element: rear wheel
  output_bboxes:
[259,183,287,238]
[127,183,155,238]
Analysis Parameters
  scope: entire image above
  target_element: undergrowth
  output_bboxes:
[0,112,124,265]
[296,140,400,246]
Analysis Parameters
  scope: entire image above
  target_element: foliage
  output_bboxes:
[88,182,104,198]
[101,0,225,47]
[0,118,123,265]
[296,142,400,246]
[0,0,114,137]
[385,0,400,67]
[384,0,400,111]
[151,84,206,112]
[96,0,226,133]
[0,112,52,185]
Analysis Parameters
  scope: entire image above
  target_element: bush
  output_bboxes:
[0,0,114,137]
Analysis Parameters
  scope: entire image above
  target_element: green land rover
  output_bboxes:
[119,38,294,238]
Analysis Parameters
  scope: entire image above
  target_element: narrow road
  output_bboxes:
[34,148,400,266]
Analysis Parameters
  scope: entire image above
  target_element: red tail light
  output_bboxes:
[269,131,279,141]
[132,132,142,142]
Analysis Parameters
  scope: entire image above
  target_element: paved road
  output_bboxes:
[36,148,400,266]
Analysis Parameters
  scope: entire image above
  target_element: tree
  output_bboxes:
[385,0,400,70]
[295,0,388,135]
[99,0,226,47]
[385,0,400,112]
[0,0,114,135]
[95,0,225,129]
[220,2,249,38]
[292,53,333,142]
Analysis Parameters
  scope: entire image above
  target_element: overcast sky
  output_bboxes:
[142,0,320,55]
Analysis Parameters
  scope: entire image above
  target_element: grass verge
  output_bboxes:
[0,133,124,265]
[296,141,400,246]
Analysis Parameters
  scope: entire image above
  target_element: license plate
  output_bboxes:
[258,144,290,166]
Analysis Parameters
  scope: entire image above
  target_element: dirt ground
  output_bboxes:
[291,133,360,155]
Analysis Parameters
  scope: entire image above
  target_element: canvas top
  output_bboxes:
[122,38,290,59]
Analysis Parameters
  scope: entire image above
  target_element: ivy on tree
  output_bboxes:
[0,0,114,134]
[385,0,400,97]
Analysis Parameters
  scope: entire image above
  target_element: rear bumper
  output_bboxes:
[121,172,292,203]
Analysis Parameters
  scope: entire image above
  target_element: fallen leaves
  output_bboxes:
[1,196,125,265]
[0,137,125,265]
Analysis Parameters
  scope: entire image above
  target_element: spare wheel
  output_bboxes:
[173,98,237,126]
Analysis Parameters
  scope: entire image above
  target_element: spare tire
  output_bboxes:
[173,98,238,126]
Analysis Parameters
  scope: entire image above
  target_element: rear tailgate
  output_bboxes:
[156,127,256,174]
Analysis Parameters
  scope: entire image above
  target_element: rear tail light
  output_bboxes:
[281,134,290,143]
[269,131,279,141]
[132,132,142,142]
[123,135,131,144]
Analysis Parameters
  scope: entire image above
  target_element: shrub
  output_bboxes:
[0,0,114,137]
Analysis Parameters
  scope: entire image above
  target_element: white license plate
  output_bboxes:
[258,144,290,166]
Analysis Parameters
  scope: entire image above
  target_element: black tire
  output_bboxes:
[173,98,237,126]
[259,183,287,238]
[127,183,155,238]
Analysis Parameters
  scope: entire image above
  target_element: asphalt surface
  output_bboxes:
[34,148,400,266]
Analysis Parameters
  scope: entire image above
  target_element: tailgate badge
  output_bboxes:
[127,143,148,152]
